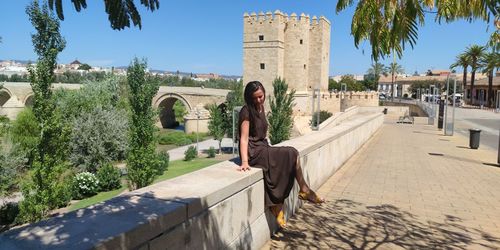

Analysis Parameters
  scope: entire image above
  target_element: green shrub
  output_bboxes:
[310,110,333,127]
[17,165,73,223]
[0,148,25,196]
[207,147,216,158]
[0,202,19,225]
[70,107,128,173]
[184,146,198,161]
[72,172,100,199]
[96,164,122,192]
[9,108,39,157]
[0,115,9,140]
[158,132,192,146]
[156,151,170,175]
[185,132,207,142]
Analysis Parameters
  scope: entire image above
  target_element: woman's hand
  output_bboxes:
[238,162,251,172]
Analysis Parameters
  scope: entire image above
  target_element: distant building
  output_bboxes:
[69,59,82,70]
[465,72,499,106]
[194,73,221,81]
[329,75,364,82]
[427,69,451,76]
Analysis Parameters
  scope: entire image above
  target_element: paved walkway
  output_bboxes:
[167,138,236,161]
[265,117,500,249]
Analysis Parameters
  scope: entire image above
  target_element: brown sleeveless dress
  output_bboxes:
[239,106,298,206]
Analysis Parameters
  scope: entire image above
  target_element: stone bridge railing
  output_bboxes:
[0,112,384,249]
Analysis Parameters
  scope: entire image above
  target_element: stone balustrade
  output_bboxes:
[0,112,384,250]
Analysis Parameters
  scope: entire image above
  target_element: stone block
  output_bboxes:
[149,181,265,249]
[129,161,263,218]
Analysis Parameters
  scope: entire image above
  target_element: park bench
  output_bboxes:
[397,110,414,124]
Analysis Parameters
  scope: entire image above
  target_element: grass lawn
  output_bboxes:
[68,186,127,212]
[154,157,223,183]
[68,157,223,211]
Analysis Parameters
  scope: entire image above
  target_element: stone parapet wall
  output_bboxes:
[318,106,359,130]
[340,91,379,111]
[0,112,384,250]
[293,91,378,115]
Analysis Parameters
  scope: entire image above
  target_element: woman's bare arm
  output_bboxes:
[238,120,251,171]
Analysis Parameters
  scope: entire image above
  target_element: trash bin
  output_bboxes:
[383,108,388,115]
[469,129,481,149]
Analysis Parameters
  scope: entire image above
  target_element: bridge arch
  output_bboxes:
[24,93,34,107]
[154,93,192,128]
[0,88,12,107]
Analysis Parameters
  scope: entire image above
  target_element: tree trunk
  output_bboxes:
[463,70,467,99]
[391,73,395,100]
[488,73,493,107]
[470,70,476,105]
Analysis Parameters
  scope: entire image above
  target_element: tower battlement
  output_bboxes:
[243,10,331,94]
[243,11,329,28]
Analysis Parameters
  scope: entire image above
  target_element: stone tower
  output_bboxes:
[243,10,331,94]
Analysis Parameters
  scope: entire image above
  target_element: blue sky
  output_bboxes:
[0,1,495,76]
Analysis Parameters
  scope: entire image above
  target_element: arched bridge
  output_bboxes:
[0,82,230,128]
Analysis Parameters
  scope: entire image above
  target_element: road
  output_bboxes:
[451,107,499,150]
[409,99,499,150]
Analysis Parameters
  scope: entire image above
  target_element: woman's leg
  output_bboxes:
[294,157,311,193]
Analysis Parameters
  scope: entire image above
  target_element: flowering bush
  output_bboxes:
[72,172,99,199]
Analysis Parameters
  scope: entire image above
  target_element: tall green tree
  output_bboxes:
[126,58,160,190]
[336,0,498,61]
[18,1,72,223]
[223,81,244,138]
[328,78,339,91]
[480,51,500,106]
[173,101,187,124]
[387,62,405,99]
[47,0,160,30]
[268,78,295,145]
[207,104,225,154]
[365,62,387,90]
[450,53,470,93]
[465,45,486,104]
[339,75,365,91]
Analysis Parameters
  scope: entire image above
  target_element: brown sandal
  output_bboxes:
[270,206,287,228]
[298,190,325,204]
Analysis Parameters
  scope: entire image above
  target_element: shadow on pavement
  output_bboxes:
[270,199,500,249]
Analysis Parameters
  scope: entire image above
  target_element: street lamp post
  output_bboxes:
[196,110,200,153]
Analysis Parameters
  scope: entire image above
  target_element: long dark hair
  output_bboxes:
[243,81,265,136]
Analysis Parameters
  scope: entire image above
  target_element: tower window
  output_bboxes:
[259,35,264,41]
[260,63,265,70]
[300,39,303,44]
[304,64,307,69]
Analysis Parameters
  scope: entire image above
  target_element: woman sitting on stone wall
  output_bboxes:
[238,81,324,228]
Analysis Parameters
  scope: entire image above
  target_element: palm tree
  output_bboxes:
[465,45,486,105]
[480,51,500,107]
[366,62,387,90]
[450,53,469,96]
[336,0,497,61]
[47,0,160,30]
[387,62,405,99]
